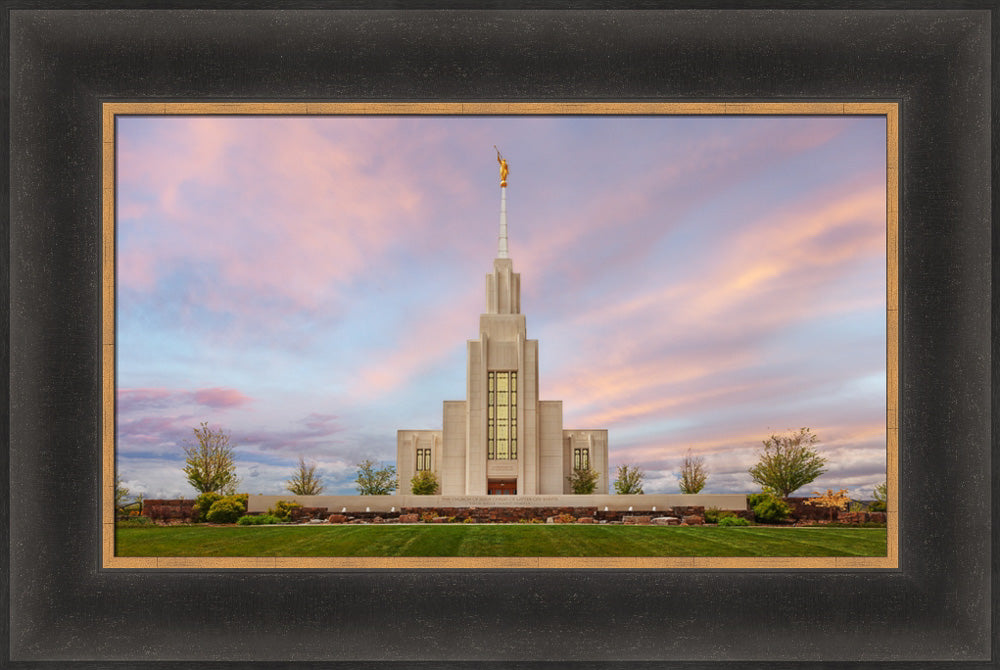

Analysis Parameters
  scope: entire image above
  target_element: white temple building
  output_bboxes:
[396,153,609,496]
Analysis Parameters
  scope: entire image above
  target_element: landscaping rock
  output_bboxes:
[651,516,680,526]
[398,514,419,524]
[327,514,348,524]
[371,516,384,524]
[576,517,595,524]
[869,512,887,523]
[623,515,652,525]
[682,515,704,525]
[432,516,448,523]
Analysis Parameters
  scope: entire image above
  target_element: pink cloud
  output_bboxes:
[116,388,177,414]
[118,386,253,413]
[192,387,253,409]
[118,117,452,319]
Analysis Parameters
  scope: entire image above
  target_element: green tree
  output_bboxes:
[354,459,397,495]
[613,463,645,494]
[285,456,325,495]
[114,475,130,515]
[748,427,827,498]
[870,480,888,512]
[678,449,708,494]
[182,422,239,494]
[410,470,440,495]
[567,466,600,494]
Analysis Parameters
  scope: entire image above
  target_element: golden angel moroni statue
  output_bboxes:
[495,146,509,187]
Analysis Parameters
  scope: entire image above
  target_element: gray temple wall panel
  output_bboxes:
[562,435,573,494]
[396,431,415,495]
[486,341,519,369]
[537,400,564,494]
[441,401,467,496]
[466,340,487,495]
[512,273,520,313]
[487,461,518,478]
[396,430,443,496]
[527,339,539,401]
[519,358,535,494]
[485,273,495,313]
[565,429,610,494]
[479,313,526,341]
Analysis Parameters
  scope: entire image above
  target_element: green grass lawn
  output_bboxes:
[116,524,887,558]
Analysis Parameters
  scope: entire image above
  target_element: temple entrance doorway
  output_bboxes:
[487,479,517,495]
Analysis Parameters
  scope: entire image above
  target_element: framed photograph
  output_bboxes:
[103,102,897,571]
[6,5,994,668]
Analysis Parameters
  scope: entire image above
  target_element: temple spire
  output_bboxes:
[495,147,509,259]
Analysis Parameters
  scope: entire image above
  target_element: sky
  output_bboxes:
[115,113,887,500]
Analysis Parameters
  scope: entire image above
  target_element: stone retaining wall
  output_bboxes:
[142,499,196,521]
[400,506,599,523]
[785,497,840,521]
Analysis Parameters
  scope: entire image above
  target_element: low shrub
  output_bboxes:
[751,494,790,524]
[193,492,223,522]
[420,510,438,523]
[464,517,476,524]
[557,513,576,524]
[116,515,153,527]
[193,492,248,522]
[268,500,302,522]
[868,500,887,512]
[237,514,282,525]
[704,507,735,524]
[717,515,751,527]
[410,471,440,495]
[205,498,246,524]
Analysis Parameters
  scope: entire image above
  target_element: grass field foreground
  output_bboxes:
[116,524,887,558]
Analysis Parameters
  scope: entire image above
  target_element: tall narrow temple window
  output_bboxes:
[573,448,590,470]
[487,370,517,460]
[416,448,431,471]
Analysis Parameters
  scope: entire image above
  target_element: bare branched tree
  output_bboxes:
[182,422,239,494]
[286,456,325,496]
[678,449,708,494]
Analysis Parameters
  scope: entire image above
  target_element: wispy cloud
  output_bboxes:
[118,387,252,413]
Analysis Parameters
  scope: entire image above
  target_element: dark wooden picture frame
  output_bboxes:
[5,5,995,667]
[101,99,898,571]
